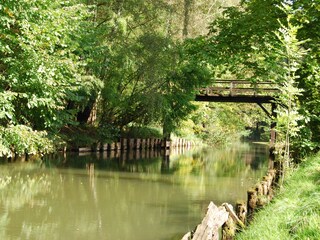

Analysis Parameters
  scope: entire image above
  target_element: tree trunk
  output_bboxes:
[183,0,193,38]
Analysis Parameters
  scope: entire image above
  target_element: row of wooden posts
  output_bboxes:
[75,138,196,153]
[181,168,278,240]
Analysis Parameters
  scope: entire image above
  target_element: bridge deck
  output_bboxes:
[196,80,278,103]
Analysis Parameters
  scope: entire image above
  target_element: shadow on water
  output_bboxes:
[0,142,270,240]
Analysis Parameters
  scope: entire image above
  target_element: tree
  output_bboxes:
[0,0,101,156]
[84,0,212,138]
[188,0,320,155]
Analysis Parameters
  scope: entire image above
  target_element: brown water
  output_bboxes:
[0,142,269,240]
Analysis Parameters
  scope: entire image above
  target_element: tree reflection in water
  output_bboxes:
[0,142,269,240]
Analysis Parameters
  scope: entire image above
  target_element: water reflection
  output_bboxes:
[0,142,269,240]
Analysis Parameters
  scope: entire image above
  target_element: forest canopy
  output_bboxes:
[1,0,319,158]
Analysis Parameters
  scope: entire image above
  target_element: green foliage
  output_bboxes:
[3,0,320,155]
[186,0,320,154]
[190,102,260,145]
[0,0,101,131]
[0,0,104,156]
[89,0,212,138]
[98,124,120,143]
[267,5,307,177]
[0,125,54,157]
[59,125,99,148]
[121,125,162,139]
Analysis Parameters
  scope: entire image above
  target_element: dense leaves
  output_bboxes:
[0,0,217,156]
[0,0,101,156]
[193,0,320,155]
[1,0,319,158]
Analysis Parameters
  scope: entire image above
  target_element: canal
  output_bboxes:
[0,142,269,240]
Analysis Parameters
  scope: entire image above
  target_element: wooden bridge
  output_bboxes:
[195,80,279,144]
[195,80,278,103]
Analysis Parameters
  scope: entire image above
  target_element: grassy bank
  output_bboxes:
[236,152,320,240]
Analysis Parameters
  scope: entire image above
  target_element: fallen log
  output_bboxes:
[182,202,229,240]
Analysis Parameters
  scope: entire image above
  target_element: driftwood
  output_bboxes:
[181,157,280,240]
[223,203,245,229]
[222,203,246,240]
[182,202,229,240]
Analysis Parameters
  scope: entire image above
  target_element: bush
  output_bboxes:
[121,126,162,139]
[0,125,54,157]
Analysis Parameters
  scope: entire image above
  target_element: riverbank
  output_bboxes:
[236,152,320,240]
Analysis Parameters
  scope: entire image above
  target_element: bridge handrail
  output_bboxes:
[198,80,279,97]
[213,80,277,85]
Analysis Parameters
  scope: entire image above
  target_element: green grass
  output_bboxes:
[236,152,320,240]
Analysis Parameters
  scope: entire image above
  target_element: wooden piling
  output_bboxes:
[109,142,116,151]
[247,189,257,221]
[146,138,151,149]
[102,143,108,151]
[134,138,141,149]
[116,142,121,151]
[121,138,128,150]
[129,139,135,150]
[235,201,247,225]
[150,138,155,149]
[141,139,146,149]
[79,147,92,152]
[93,142,101,152]
[222,216,236,240]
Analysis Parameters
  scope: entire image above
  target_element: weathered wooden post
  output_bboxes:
[116,141,121,151]
[129,138,135,150]
[102,143,108,151]
[134,138,141,149]
[146,138,150,149]
[273,160,282,185]
[79,146,92,152]
[109,142,116,151]
[161,139,165,148]
[150,138,155,149]
[247,189,257,221]
[223,203,245,238]
[256,183,263,196]
[121,138,128,150]
[261,180,268,196]
[270,102,277,146]
[222,217,236,240]
[236,202,247,225]
[164,138,171,149]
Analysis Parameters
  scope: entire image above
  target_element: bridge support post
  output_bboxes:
[270,103,277,146]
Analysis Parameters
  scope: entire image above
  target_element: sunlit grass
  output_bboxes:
[236,152,320,240]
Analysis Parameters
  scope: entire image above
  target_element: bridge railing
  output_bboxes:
[198,80,279,97]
